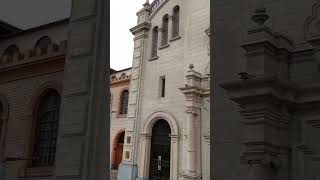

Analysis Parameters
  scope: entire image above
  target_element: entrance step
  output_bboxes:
[110,170,118,180]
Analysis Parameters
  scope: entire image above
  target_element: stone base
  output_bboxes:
[181,171,201,180]
[136,176,148,180]
[117,163,138,180]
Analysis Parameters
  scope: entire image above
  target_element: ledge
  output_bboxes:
[148,56,159,61]
[169,35,181,42]
[159,44,169,50]
[116,114,127,119]
[20,166,54,177]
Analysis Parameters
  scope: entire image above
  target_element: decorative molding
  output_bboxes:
[304,1,320,41]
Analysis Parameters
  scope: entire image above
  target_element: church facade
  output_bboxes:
[116,0,210,180]
[0,0,210,180]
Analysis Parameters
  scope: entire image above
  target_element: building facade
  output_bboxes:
[117,0,210,180]
[0,0,210,180]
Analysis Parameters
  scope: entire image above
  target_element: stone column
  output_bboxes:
[158,28,163,48]
[54,0,108,179]
[168,16,173,40]
[186,108,197,172]
[170,134,179,180]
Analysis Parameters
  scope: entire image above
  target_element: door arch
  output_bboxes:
[138,111,179,180]
[112,130,125,170]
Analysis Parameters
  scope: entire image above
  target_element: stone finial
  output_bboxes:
[189,64,194,70]
[251,6,269,26]
[143,0,150,6]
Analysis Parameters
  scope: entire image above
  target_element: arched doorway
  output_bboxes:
[112,131,125,170]
[149,119,171,180]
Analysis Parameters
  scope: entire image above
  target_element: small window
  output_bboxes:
[127,136,131,144]
[125,151,130,159]
[119,90,129,115]
[160,76,166,98]
[151,26,159,58]
[172,6,180,38]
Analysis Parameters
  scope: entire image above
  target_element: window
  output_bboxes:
[160,76,166,97]
[151,26,159,58]
[172,6,180,38]
[119,90,129,115]
[161,15,169,46]
[32,90,61,167]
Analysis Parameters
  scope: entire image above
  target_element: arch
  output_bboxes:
[143,111,179,136]
[27,81,62,117]
[111,129,126,170]
[161,14,169,45]
[172,5,180,38]
[111,75,117,81]
[1,44,20,63]
[151,26,159,58]
[34,36,52,55]
[139,111,179,180]
[120,73,127,79]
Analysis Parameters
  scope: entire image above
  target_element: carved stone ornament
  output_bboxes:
[304,1,320,40]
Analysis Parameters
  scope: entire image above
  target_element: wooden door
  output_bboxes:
[114,143,123,170]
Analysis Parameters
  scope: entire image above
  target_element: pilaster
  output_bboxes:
[180,64,203,180]
[118,2,151,180]
[54,0,108,179]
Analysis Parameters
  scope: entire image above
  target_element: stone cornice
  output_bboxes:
[130,22,151,35]
[0,52,65,73]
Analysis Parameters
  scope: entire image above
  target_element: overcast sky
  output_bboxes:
[0,0,145,71]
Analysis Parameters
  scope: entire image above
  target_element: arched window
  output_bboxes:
[1,45,19,63]
[119,90,129,115]
[172,6,180,38]
[151,26,159,58]
[161,15,169,46]
[32,90,61,167]
[34,36,52,55]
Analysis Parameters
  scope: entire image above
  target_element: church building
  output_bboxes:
[0,0,210,180]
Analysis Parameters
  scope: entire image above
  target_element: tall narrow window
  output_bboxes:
[172,6,180,38]
[32,90,61,167]
[160,76,166,97]
[151,26,159,58]
[161,15,169,46]
[119,90,129,115]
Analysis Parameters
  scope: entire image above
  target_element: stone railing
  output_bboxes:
[150,0,166,13]
[0,40,68,70]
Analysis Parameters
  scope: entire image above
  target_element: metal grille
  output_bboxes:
[32,91,60,167]
[119,90,129,115]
